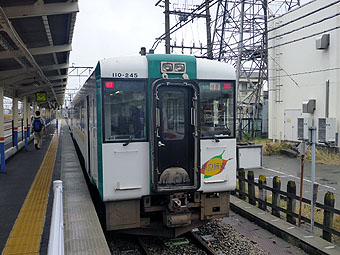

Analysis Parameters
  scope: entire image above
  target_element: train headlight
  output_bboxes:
[161,62,173,72]
[161,62,186,74]
[174,63,185,72]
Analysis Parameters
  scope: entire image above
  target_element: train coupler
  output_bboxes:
[168,193,188,212]
[163,210,192,227]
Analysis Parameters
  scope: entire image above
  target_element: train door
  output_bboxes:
[90,96,97,182]
[86,95,91,175]
[152,81,200,192]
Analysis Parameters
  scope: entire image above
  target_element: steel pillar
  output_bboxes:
[56,107,58,130]
[27,100,31,137]
[0,86,5,172]
[13,97,18,147]
[23,96,28,151]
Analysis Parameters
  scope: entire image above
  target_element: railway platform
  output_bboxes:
[0,120,110,254]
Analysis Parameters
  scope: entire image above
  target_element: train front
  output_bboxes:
[99,54,236,237]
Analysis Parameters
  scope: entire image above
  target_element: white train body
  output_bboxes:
[70,54,236,236]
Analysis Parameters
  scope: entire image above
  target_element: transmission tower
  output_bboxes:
[153,0,302,139]
[211,0,300,139]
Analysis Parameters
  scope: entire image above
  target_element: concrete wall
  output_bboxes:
[268,0,340,143]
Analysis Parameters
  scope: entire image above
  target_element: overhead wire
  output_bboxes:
[197,1,340,57]
[267,0,340,33]
[268,25,340,50]
[209,6,340,53]
[267,54,299,87]
[268,11,340,41]
[155,0,340,56]
[268,66,340,80]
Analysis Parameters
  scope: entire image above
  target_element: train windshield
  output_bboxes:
[103,80,147,142]
[199,81,235,138]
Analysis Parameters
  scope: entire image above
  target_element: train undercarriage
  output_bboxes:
[105,191,230,237]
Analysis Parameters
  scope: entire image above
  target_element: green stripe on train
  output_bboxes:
[146,54,197,79]
[146,54,197,193]
[95,63,104,199]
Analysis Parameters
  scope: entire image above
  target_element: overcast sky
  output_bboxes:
[69,0,164,66]
[68,0,167,89]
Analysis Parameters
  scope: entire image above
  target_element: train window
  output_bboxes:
[103,80,146,142]
[72,104,81,128]
[199,81,235,138]
[162,91,185,140]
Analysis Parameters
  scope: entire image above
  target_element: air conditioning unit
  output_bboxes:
[318,118,336,143]
[297,118,312,140]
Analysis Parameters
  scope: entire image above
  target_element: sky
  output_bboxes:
[67,0,208,91]
[69,0,164,71]
[68,0,165,91]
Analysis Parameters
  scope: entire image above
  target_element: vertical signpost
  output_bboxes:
[298,141,305,227]
[309,126,317,235]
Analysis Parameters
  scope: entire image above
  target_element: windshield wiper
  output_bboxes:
[213,135,220,143]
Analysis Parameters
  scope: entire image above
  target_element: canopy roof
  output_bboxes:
[0,0,78,108]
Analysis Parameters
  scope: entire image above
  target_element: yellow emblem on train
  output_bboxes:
[200,150,233,179]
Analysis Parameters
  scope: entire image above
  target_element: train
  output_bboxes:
[69,53,236,237]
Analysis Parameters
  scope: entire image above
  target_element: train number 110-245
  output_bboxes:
[112,72,138,78]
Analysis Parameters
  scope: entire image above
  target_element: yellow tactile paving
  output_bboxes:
[5,236,41,246]
[1,130,59,255]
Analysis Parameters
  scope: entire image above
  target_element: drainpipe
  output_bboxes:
[325,80,329,118]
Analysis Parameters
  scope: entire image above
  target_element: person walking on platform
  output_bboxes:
[32,110,45,150]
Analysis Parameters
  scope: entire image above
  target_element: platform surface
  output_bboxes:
[0,123,57,254]
[0,120,110,254]
[61,121,110,254]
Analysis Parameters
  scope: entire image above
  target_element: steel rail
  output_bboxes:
[136,237,153,255]
[185,231,219,255]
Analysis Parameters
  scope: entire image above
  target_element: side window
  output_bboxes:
[103,80,146,142]
[81,106,85,130]
[73,104,81,128]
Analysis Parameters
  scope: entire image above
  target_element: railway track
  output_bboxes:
[107,219,271,255]
[185,231,218,255]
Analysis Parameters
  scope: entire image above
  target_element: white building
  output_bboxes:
[268,0,340,145]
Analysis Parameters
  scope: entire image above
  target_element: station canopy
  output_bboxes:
[0,0,78,108]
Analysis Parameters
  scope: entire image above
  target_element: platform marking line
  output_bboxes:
[1,131,59,255]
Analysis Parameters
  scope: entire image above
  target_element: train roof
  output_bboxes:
[196,58,236,80]
[72,55,236,105]
[97,55,235,80]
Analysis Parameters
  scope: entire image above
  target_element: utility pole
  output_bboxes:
[165,0,171,54]
[236,0,245,140]
[205,0,213,59]
[155,1,214,56]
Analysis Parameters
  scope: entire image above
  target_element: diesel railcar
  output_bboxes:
[70,54,236,237]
